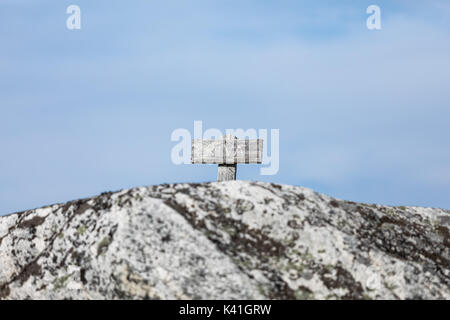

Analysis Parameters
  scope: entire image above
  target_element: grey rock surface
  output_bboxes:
[0,181,449,300]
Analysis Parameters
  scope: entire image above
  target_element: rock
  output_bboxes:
[0,181,449,300]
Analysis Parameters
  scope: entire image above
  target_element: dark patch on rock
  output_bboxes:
[330,200,339,208]
[18,216,46,229]
[17,260,42,285]
[92,194,113,212]
[0,284,10,299]
[271,183,282,190]
[61,202,72,215]
[71,250,85,266]
[319,265,364,299]
[75,201,92,215]
[96,224,118,257]
[296,285,313,299]
[287,220,301,229]
[80,268,87,284]
[58,248,74,268]
[36,284,47,292]
[355,255,372,266]
[235,199,255,215]
[264,272,297,300]
[97,237,111,256]
[164,200,190,217]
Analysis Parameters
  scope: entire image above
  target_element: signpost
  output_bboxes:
[192,135,263,181]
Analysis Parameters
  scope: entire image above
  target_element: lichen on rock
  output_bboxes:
[0,181,448,300]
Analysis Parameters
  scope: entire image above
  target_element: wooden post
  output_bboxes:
[217,164,237,181]
[191,134,263,182]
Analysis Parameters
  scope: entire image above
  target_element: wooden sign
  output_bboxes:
[191,135,263,181]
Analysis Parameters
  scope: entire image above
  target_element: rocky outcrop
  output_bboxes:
[0,181,449,300]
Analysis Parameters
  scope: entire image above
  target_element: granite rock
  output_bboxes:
[0,181,448,299]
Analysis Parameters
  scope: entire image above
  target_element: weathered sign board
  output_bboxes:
[191,135,263,181]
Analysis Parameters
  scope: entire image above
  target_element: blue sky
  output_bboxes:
[1,0,449,214]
